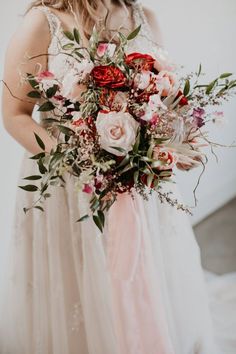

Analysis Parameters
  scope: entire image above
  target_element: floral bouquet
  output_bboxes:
[19,25,236,231]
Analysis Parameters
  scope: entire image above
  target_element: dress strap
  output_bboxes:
[32,6,62,37]
[132,1,165,51]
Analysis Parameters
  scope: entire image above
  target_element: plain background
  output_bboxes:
[0,0,236,266]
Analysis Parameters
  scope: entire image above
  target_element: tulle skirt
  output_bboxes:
[0,150,235,354]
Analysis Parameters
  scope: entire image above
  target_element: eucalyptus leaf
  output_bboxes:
[46,85,58,98]
[219,73,233,79]
[23,175,42,181]
[93,215,103,233]
[30,152,45,160]
[37,159,47,174]
[77,214,90,222]
[57,125,75,136]
[19,184,38,192]
[34,133,45,151]
[34,206,44,212]
[97,210,105,227]
[127,25,141,41]
[73,28,80,44]
[63,30,74,41]
[27,90,41,99]
[183,79,190,97]
[38,101,55,112]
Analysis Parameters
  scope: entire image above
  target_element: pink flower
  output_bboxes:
[155,71,179,97]
[35,71,59,92]
[152,147,177,171]
[82,183,94,194]
[36,71,55,81]
[97,43,116,57]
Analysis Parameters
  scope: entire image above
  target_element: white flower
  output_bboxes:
[141,94,167,122]
[96,111,139,156]
[134,71,152,90]
[61,59,94,98]
[155,71,180,97]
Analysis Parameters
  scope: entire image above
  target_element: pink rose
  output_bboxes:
[96,111,139,156]
[155,71,179,97]
[152,147,177,171]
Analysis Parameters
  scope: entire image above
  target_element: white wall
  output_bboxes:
[146,0,236,223]
[0,0,236,247]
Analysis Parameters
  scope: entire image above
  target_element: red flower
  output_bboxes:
[91,65,126,88]
[125,52,155,71]
[176,90,188,106]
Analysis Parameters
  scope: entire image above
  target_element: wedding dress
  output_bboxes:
[0,2,236,354]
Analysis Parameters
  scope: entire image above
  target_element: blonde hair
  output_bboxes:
[27,0,136,42]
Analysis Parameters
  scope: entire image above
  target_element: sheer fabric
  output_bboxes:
[0,2,235,353]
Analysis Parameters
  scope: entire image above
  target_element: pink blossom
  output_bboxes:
[36,71,55,82]
[82,183,94,194]
[97,43,116,57]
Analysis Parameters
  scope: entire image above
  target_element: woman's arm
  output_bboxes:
[2,8,57,155]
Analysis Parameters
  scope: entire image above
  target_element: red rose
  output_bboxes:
[176,90,188,106]
[91,65,126,88]
[125,52,155,71]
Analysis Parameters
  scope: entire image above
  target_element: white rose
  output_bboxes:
[96,111,139,156]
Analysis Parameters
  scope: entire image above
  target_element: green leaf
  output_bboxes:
[197,63,202,77]
[34,133,45,151]
[219,73,232,79]
[127,24,141,41]
[34,206,44,212]
[38,101,55,112]
[109,146,127,154]
[93,215,103,233]
[134,170,139,184]
[42,118,59,124]
[97,210,105,227]
[74,51,85,59]
[77,214,90,222]
[132,132,140,154]
[183,79,190,97]
[73,28,80,44]
[19,184,38,192]
[37,158,47,174]
[63,30,74,41]
[57,125,75,136]
[62,43,74,50]
[27,73,38,89]
[30,152,45,160]
[43,193,51,199]
[23,175,42,181]
[206,80,217,95]
[27,90,41,99]
[46,85,58,98]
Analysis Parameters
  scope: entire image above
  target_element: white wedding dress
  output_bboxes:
[0,2,236,354]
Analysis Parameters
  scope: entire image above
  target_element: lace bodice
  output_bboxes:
[33,2,171,132]
[35,2,167,80]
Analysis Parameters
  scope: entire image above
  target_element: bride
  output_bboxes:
[0,0,235,353]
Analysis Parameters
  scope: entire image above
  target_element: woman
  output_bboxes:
[0,0,234,353]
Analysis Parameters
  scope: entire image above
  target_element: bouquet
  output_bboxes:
[19,25,236,231]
